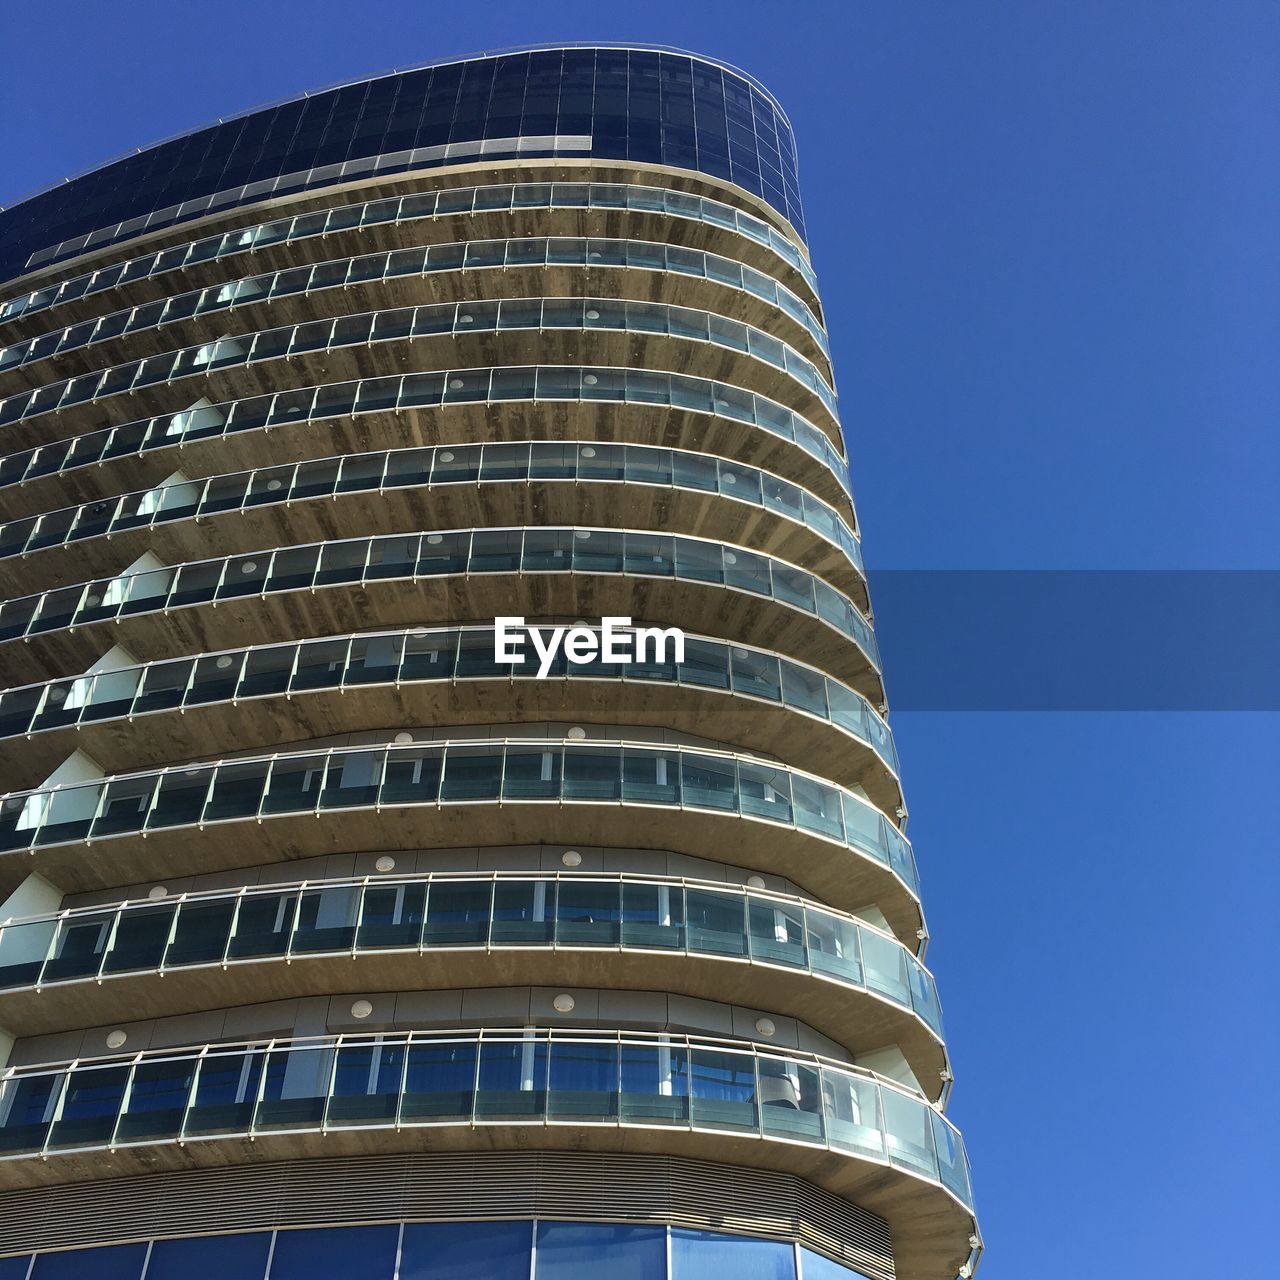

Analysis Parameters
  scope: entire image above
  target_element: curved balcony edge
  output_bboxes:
[0,737,922,936]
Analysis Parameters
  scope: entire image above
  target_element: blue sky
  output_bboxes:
[3,2,1277,1275]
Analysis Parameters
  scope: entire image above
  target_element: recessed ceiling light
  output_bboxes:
[350,999,374,1019]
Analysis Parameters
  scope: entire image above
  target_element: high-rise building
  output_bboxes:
[0,45,979,1280]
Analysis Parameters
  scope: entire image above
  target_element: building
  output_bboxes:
[0,45,980,1280]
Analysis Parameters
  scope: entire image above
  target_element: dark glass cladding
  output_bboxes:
[0,48,804,286]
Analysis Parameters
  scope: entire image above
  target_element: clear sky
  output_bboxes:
[3,2,1277,1275]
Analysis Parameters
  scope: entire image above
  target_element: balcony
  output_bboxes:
[0,366,854,519]
[0,872,945,1088]
[0,441,863,603]
[0,626,898,804]
[0,180,821,338]
[0,1027,975,1280]
[0,527,881,695]
[0,738,921,935]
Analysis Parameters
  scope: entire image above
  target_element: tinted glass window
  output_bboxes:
[0,50,804,285]
[400,1221,533,1279]
[535,1222,665,1279]
[267,1225,398,1280]
[671,1229,795,1279]
[799,1247,870,1280]
[30,1243,148,1280]
[146,1233,272,1279]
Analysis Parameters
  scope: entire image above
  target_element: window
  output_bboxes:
[29,1243,147,1280]
[672,1229,795,1280]
[535,1222,665,1280]
[799,1247,872,1280]
[268,1225,398,1280]
[146,1232,272,1279]
[400,1221,532,1279]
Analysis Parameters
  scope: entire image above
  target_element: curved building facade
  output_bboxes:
[0,46,981,1280]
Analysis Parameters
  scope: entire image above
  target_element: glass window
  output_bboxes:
[547,1040,619,1119]
[931,1110,973,1204]
[357,881,426,949]
[399,1221,532,1280]
[255,1044,333,1130]
[440,746,502,801]
[268,1225,398,1280]
[102,904,173,974]
[672,1229,795,1280]
[689,1049,757,1132]
[475,1038,546,1118]
[327,1044,405,1126]
[680,753,737,812]
[402,1041,476,1119]
[203,760,269,822]
[791,775,843,839]
[881,1088,938,1179]
[30,1243,148,1280]
[860,930,910,1007]
[0,916,57,987]
[621,748,680,806]
[114,1057,195,1142]
[41,912,112,982]
[534,1222,664,1280]
[758,1058,824,1142]
[321,750,383,808]
[686,888,746,957]
[805,913,862,986]
[492,880,555,943]
[166,898,236,966]
[799,1247,869,1280]
[563,747,621,800]
[821,1071,883,1161]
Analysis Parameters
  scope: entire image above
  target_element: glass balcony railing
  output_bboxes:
[0,441,862,578]
[0,180,821,330]
[0,625,898,776]
[0,738,919,896]
[0,1028,972,1209]
[0,526,880,671]
[0,295,838,429]
[0,365,853,499]
[0,872,940,1037]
